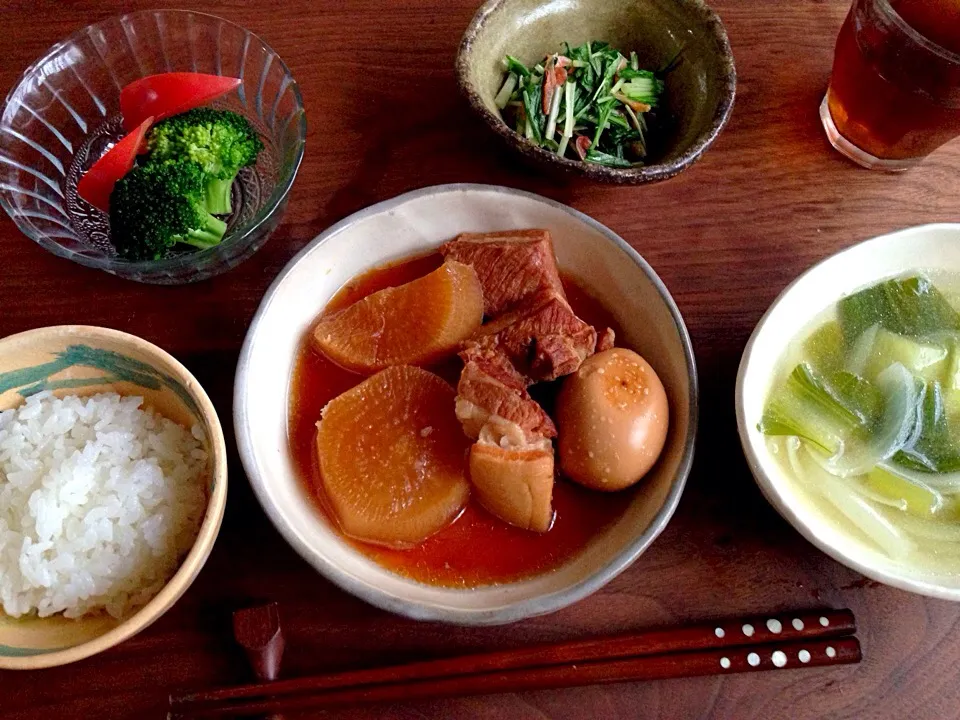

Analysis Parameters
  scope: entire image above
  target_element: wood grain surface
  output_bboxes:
[2,1,960,718]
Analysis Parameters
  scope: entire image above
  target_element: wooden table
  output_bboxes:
[3,0,960,717]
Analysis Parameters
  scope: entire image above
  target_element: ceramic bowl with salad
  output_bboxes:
[738,224,960,600]
[457,0,736,183]
[0,10,306,284]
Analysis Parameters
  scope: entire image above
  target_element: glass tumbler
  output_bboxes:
[821,0,960,170]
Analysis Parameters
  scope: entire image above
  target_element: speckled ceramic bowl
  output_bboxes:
[457,0,736,183]
[0,326,227,669]
[236,184,698,625]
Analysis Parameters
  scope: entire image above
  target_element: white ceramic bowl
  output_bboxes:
[235,184,697,624]
[737,223,960,601]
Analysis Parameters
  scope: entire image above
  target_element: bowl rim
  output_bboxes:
[234,182,699,625]
[0,325,228,670]
[735,222,960,602]
[0,8,307,277]
[455,0,737,183]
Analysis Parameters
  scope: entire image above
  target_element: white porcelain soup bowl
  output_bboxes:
[738,223,960,601]
[236,184,697,624]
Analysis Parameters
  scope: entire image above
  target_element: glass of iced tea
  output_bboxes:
[822,0,960,170]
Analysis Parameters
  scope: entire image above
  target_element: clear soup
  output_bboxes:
[762,271,960,574]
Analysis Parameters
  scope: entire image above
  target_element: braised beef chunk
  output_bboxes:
[531,333,590,380]
[448,229,606,451]
[440,229,565,317]
[461,344,531,390]
[465,290,597,382]
[456,346,557,442]
[597,327,616,353]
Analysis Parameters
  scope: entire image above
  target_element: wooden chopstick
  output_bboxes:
[173,637,860,717]
[170,609,856,717]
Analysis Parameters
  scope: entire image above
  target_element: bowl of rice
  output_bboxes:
[0,326,227,670]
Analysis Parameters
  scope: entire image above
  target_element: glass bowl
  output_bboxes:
[0,10,306,284]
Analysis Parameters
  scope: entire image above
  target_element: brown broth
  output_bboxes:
[288,253,633,587]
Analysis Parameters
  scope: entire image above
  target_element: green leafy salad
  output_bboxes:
[760,275,960,563]
[495,41,675,167]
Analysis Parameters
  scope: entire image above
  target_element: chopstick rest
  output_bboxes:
[233,602,285,683]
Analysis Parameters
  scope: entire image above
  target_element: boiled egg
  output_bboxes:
[556,348,669,491]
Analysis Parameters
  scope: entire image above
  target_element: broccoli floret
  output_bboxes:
[110,161,227,261]
[144,108,264,215]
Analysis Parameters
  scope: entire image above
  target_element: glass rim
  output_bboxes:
[874,0,960,65]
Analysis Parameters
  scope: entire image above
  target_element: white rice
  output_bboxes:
[0,392,207,619]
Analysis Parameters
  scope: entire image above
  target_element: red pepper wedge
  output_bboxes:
[120,73,242,131]
[76,116,154,213]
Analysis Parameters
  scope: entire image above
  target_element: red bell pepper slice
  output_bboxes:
[76,116,154,213]
[120,73,242,131]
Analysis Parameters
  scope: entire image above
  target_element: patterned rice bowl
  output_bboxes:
[0,326,226,670]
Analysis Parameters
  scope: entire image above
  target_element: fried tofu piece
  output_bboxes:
[440,229,565,317]
[469,433,555,533]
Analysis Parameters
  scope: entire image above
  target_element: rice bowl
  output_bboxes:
[0,325,227,670]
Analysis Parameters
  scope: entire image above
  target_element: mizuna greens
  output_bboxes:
[495,42,672,167]
[760,275,960,565]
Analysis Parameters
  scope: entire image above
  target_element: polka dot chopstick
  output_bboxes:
[170,609,859,718]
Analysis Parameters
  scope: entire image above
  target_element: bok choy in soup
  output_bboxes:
[759,274,960,568]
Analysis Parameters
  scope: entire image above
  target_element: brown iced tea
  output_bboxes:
[823,0,960,168]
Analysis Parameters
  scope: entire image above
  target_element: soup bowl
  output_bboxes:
[737,223,960,601]
[235,183,697,624]
[0,326,227,669]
